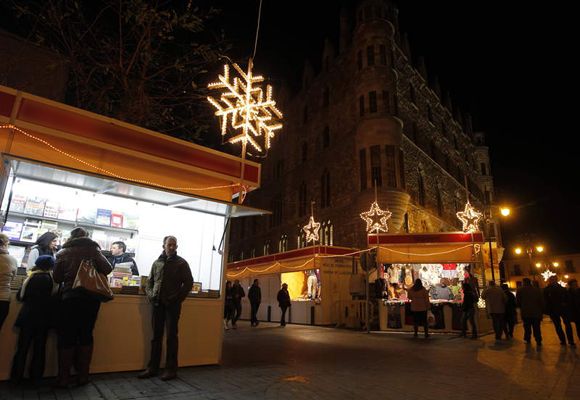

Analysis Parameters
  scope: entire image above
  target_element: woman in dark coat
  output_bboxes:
[223,281,234,330]
[10,255,56,385]
[26,231,58,270]
[460,282,478,338]
[53,227,112,387]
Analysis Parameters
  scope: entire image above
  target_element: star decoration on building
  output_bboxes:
[360,201,392,233]
[541,269,556,281]
[456,201,483,233]
[207,60,283,157]
[302,216,321,243]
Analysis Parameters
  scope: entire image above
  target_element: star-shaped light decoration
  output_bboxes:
[207,60,283,157]
[302,216,321,243]
[360,201,392,233]
[456,201,483,233]
[541,269,556,281]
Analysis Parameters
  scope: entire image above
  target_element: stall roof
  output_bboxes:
[369,232,484,264]
[226,246,359,278]
[0,85,261,206]
[7,157,269,218]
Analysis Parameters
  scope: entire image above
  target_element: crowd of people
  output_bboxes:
[0,231,193,387]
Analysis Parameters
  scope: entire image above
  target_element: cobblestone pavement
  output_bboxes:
[1,321,579,400]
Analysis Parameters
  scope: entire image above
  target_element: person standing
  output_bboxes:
[567,279,580,342]
[223,281,234,330]
[407,279,430,338]
[481,281,507,342]
[516,278,544,346]
[10,255,57,385]
[231,279,245,328]
[26,231,58,270]
[0,233,18,331]
[460,282,477,338]
[277,283,291,326]
[107,241,139,275]
[544,275,575,346]
[53,227,113,387]
[248,279,261,327]
[501,283,517,339]
[139,236,193,381]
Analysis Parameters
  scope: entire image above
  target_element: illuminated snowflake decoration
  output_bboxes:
[456,201,483,233]
[207,61,283,156]
[302,216,321,243]
[541,269,556,281]
[360,201,392,233]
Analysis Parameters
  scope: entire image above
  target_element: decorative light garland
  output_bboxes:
[0,124,246,196]
[360,201,392,233]
[456,201,482,233]
[207,60,283,157]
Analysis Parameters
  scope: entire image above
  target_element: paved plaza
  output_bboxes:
[0,321,578,400]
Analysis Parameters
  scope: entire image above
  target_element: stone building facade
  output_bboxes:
[229,0,495,261]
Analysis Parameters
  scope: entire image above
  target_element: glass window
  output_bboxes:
[367,45,375,66]
[369,91,377,113]
[359,149,367,190]
[370,145,382,187]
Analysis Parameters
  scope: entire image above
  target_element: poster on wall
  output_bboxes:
[96,209,112,226]
[23,197,46,216]
[10,195,27,213]
[20,219,42,242]
[1,221,23,241]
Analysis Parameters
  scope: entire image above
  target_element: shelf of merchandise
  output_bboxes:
[6,211,139,236]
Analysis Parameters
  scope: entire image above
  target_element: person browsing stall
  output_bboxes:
[108,241,139,275]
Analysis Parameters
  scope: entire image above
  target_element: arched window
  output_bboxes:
[299,182,307,216]
[418,170,426,207]
[322,126,330,148]
[436,186,444,216]
[321,170,331,208]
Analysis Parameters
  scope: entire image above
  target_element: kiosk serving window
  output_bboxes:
[1,158,229,293]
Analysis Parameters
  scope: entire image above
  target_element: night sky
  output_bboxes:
[215,0,579,255]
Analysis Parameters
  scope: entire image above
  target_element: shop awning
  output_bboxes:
[368,232,484,264]
[226,246,358,279]
[0,85,261,206]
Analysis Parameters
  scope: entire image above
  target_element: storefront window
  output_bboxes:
[1,159,229,293]
[280,269,320,301]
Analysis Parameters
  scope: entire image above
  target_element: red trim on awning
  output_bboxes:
[368,232,484,245]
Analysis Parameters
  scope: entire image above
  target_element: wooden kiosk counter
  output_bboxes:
[0,85,265,380]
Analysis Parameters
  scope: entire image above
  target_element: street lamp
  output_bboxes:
[513,242,546,281]
[485,205,511,283]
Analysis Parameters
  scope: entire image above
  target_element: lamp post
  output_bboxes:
[485,205,511,283]
[514,243,545,281]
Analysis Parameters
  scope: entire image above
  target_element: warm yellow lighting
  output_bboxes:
[500,207,511,217]
[515,247,522,255]
[456,201,483,233]
[535,262,542,268]
[360,201,392,233]
[207,60,283,156]
[564,274,569,279]
[536,245,544,253]
[553,262,560,267]
[302,216,321,243]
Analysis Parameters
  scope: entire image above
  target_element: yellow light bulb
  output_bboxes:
[536,245,544,253]
[535,262,541,268]
[553,262,559,267]
[500,207,511,217]
[514,248,522,255]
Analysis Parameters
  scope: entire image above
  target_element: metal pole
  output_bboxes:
[489,238,495,283]
[365,256,370,333]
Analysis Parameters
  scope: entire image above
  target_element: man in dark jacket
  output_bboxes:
[248,279,261,327]
[231,280,245,328]
[277,283,291,327]
[501,283,517,339]
[460,282,477,338]
[107,241,139,275]
[139,236,193,381]
[544,275,575,346]
[568,279,580,342]
[517,278,544,345]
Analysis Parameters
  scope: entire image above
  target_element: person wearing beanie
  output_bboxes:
[11,255,57,385]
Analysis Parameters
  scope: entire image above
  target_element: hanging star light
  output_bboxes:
[456,201,483,233]
[360,201,392,233]
[207,59,283,157]
[302,216,321,243]
[541,269,556,281]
